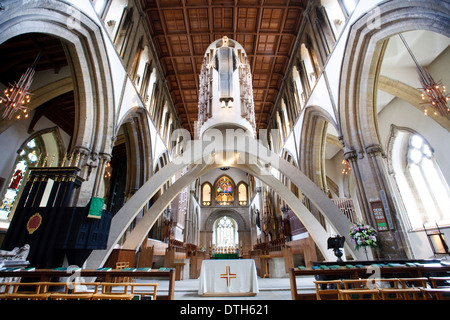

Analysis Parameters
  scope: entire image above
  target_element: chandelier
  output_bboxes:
[342,159,351,175]
[399,34,449,117]
[0,52,41,120]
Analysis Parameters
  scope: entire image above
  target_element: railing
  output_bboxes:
[332,198,357,224]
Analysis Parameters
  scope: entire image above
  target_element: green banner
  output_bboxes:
[87,197,104,219]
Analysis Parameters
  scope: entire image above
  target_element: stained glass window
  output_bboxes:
[216,176,233,204]
[214,216,238,248]
[0,139,40,220]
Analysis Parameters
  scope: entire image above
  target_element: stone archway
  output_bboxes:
[339,0,450,151]
[203,209,250,251]
[338,0,450,259]
[0,2,115,205]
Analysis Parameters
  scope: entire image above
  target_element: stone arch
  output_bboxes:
[114,107,153,195]
[0,2,115,156]
[204,209,248,232]
[338,0,450,152]
[300,105,339,190]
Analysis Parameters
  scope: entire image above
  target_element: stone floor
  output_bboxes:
[135,276,316,300]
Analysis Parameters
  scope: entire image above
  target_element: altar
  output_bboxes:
[198,259,259,296]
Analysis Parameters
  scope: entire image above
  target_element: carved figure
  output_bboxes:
[213,36,237,106]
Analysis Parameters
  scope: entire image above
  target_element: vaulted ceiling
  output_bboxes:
[140,0,308,135]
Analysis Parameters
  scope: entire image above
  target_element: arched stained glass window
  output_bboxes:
[1,139,41,219]
[216,176,233,204]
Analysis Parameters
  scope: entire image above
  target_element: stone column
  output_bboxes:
[345,144,409,259]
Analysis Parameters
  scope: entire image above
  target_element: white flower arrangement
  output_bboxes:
[349,224,377,250]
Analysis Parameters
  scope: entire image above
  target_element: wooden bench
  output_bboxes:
[129,283,159,300]
[289,264,450,300]
[339,279,381,300]
[2,282,51,300]
[92,282,134,300]
[47,282,98,300]
[0,268,175,300]
[313,280,341,300]
[422,276,450,300]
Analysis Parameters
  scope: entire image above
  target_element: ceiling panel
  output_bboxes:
[141,0,307,135]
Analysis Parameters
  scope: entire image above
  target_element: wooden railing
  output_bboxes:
[332,198,357,224]
[0,268,176,300]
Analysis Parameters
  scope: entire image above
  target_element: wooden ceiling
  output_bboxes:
[141,0,307,135]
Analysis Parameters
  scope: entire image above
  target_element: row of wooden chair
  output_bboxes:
[0,281,158,300]
[313,276,450,300]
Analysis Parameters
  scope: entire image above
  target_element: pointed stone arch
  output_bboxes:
[0,1,115,159]
[300,105,339,193]
[338,0,450,152]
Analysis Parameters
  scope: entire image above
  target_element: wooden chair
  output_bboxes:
[313,280,342,300]
[92,282,134,300]
[129,283,159,300]
[4,282,51,300]
[339,279,380,300]
[378,278,423,300]
[429,276,450,288]
[49,282,99,300]
[421,276,450,300]
[0,283,12,300]
[115,261,134,283]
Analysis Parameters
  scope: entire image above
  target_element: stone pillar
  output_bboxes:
[345,145,409,259]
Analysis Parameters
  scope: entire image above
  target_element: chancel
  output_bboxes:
[0,0,449,303]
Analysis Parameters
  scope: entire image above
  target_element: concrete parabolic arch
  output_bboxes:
[85,135,363,268]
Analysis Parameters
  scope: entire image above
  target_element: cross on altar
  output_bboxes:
[220,266,236,287]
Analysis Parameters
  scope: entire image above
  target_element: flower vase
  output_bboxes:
[363,246,369,260]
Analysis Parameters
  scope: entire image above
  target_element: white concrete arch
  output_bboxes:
[86,137,362,268]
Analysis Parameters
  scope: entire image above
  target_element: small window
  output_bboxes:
[238,183,247,205]
[202,183,211,206]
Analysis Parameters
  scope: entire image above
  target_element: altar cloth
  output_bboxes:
[198,259,259,296]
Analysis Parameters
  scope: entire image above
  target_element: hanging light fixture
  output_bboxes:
[399,34,449,118]
[0,52,41,120]
[342,159,351,175]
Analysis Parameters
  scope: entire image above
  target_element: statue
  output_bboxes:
[0,244,30,268]
[212,36,237,107]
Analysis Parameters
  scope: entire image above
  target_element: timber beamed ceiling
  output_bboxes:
[140,0,308,135]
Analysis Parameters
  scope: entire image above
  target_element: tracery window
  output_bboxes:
[213,216,238,248]
[390,131,450,230]
[216,176,234,205]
